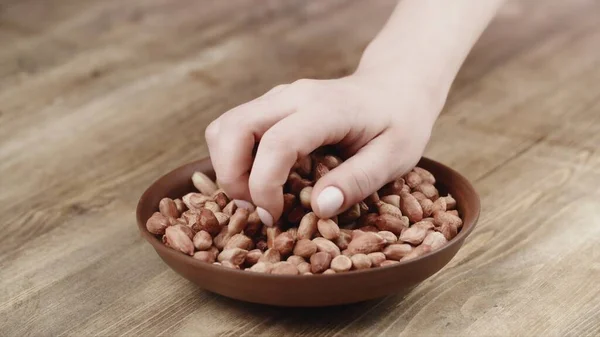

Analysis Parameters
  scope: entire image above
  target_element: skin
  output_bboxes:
[206,0,505,225]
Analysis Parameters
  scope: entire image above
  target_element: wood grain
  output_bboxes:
[1,0,599,336]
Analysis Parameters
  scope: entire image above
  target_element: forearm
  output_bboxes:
[357,0,505,99]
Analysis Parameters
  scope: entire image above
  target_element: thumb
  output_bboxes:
[311,135,399,218]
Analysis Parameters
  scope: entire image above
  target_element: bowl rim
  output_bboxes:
[136,156,480,279]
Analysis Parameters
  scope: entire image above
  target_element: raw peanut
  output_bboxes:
[377,201,403,219]
[411,191,428,202]
[297,262,311,274]
[380,195,400,208]
[434,211,463,229]
[359,201,370,213]
[351,254,372,270]
[322,155,343,169]
[323,269,336,275]
[338,204,361,225]
[380,178,405,196]
[420,198,434,217]
[222,200,237,216]
[164,225,194,255]
[177,224,194,239]
[146,212,170,235]
[287,206,306,224]
[214,212,230,226]
[400,244,432,262]
[259,248,281,263]
[358,213,378,227]
[213,227,232,250]
[213,191,229,209]
[204,201,221,214]
[283,193,297,215]
[368,252,386,267]
[174,199,186,214]
[170,218,187,227]
[401,184,411,194]
[245,249,263,266]
[245,211,262,233]
[228,208,250,234]
[182,192,211,210]
[274,232,295,256]
[330,255,352,272]
[218,248,248,265]
[437,223,458,241]
[314,162,330,180]
[422,217,434,223]
[348,232,386,254]
[341,249,352,257]
[287,255,306,266]
[193,230,213,250]
[310,252,332,274]
[380,260,400,267]
[249,262,273,273]
[423,231,448,250]
[191,172,218,195]
[383,243,413,260]
[413,167,436,185]
[221,261,240,269]
[294,156,313,177]
[298,212,318,239]
[444,194,457,210]
[334,230,352,250]
[159,198,179,218]
[400,191,424,223]
[212,262,221,266]
[256,240,268,251]
[404,171,423,188]
[448,210,459,217]
[399,225,429,245]
[414,220,435,230]
[271,262,300,275]
[359,225,378,233]
[225,233,254,250]
[287,172,313,195]
[181,210,199,228]
[293,239,317,258]
[377,231,398,245]
[312,237,341,257]
[192,209,220,235]
[299,187,313,209]
[193,251,216,263]
[415,183,439,200]
[266,226,282,249]
[375,214,406,235]
[431,197,447,214]
[303,272,314,275]
[317,219,340,240]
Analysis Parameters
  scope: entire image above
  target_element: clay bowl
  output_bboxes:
[136,157,479,307]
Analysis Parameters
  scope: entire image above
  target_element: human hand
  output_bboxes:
[205,71,444,226]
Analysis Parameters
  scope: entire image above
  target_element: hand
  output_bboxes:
[204,71,444,226]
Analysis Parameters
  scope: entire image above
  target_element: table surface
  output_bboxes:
[2,0,600,336]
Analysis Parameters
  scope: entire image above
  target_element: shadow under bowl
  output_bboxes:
[136,157,480,307]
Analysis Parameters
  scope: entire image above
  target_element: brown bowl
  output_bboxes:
[136,157,480,307]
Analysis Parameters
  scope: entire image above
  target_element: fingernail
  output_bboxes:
[316,186,344,218]
[234,199,255,211]
[256,207,274,227]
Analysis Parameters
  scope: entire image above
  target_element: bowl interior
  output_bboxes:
[136,157,480,307]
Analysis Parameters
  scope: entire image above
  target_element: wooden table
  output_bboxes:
[2,0,599,335]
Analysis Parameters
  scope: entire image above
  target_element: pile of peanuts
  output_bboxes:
[146,149,463,275]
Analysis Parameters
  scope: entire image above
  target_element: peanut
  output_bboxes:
[317,219,340,240]
[193,251,216,263]
[380,178,405,196]
[380,260,400,267]
[173,198,186,214]
[380,195,400,208]
[377,201,403,219]
[193,230,213,251]
[399,225,429,245]
[297,212,318,239]
[249,262,273,273]
[271,262,299,275]
[310,252,332,274]
[259,248,281,264]
[191,171,218,195]
[293,239,317,258]
[222,200,237,216]
[400,244,432,262]
[228,208,250,234]
[213,191,229,209]
[347,232,386,255]
[330,255,352,272]
[415,183,439,200]
[434,211,463,229]
[333,230,352,250]
[351,254,372,270]
[299,186,313,209]
[273,232,295,256]
[399,191,424,223]
[192,208,221,236]
[159,198,180,218]
[182,192,210,210]
[412,167,436,185]
[383,244,413,260]
[431,197,447,214]
[297,262,312,274]
[214,212,230,226]
[419,198,434,217]
[245,249,263,266]
[146,212,169,235]
[423,231,448,250]
[375,214,406,235]
[165,225,194,256]
[444,194,457,210]
[287,255,306,266]
[323,269,336,275]
[224,233,254,250]
[203,201,221,214]
[312,237,341,257]
[377,231,398,245]
[314,162,330,180]
[368,252,386,267]
[404,171,423,188]
[266,226,282,249]
[321,155,343,169]
[217,248,248,265]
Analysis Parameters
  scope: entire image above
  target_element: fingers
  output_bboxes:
[204,85,293,206]
[311,133,403,218]
[250,109,351,226]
